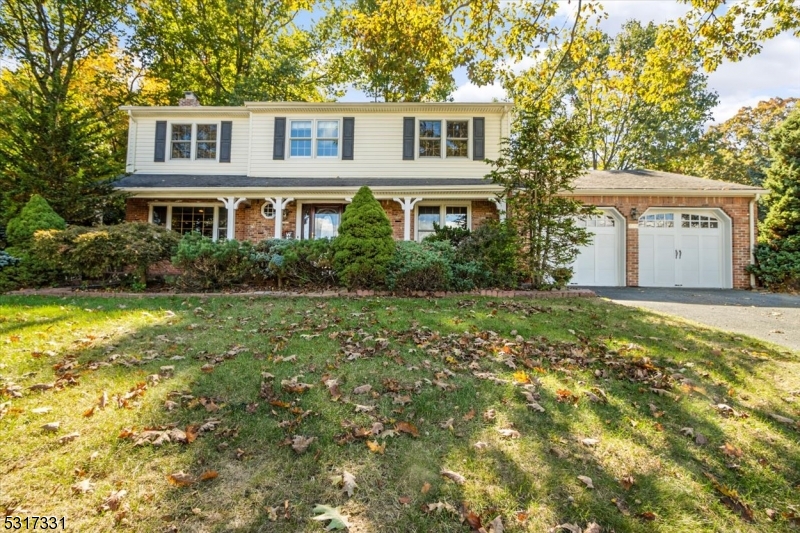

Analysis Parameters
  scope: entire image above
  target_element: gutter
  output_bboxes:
[750,193,760,288]
[563,188,768,198]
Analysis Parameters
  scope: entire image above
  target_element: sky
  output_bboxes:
[342,0,800,124]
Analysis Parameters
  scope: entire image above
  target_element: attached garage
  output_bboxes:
[565,170,766,290]
[638,209,732,288]
[569,209,626,287]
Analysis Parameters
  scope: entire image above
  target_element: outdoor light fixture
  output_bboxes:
[629,207,638,219]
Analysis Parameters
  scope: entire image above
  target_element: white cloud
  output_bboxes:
[451,82,508,102]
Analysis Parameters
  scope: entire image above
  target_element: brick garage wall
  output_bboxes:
[572,195,754,289]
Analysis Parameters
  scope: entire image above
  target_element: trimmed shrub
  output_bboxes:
[386,241,451,292]
[252,239,336,289]
[172,233,256,290]
[332,186,395,288]
[748,239,800,291]
[28,223,180,287]
[424,224,472,247]
[456,220,519,288]
[0,251,19,270]
[6,195,66,247]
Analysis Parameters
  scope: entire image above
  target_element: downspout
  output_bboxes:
[749,194,760,289]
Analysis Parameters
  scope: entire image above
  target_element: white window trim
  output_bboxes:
[148,202,226,241]
[168,122,221,162]
[417,119,471,160]
[288,118,341,159]
[414,201,471,241]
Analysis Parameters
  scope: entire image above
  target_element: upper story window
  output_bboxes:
[171,125,192,159]
[290,119,339,158]
[419,120,469,158]
[170,124,218,160]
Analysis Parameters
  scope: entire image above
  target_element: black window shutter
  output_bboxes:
[473,117,485,161]
[154,121,167,162]
[273,117,286,160]
[403,117,415,160]
[342,117,355,160]
[219,121,232,163]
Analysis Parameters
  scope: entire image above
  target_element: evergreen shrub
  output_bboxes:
[332,186,395,288]
[172,233,256,290]
[252,239,336,288]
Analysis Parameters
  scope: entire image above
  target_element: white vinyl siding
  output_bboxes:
[249,111,503,178]
[131,116,249,175]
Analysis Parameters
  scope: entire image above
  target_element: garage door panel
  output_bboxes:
[639,210,727,289]
[594,233,618,286]
[569,213,622,286]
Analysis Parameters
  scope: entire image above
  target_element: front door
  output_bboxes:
[301,205,342,239]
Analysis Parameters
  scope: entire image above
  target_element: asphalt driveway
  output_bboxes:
[593,287,800,352]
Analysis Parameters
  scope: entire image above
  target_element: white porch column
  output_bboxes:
[490,197,507,222]
[392,197,423,241]
[216,197,247,240]
[265,197,295,239]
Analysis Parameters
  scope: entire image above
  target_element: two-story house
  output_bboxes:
[117,94,765,289]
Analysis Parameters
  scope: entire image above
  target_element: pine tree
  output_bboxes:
[332,186,395,288]
[6,194,66,247]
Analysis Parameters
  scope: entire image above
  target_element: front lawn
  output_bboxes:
[0,295,798,532]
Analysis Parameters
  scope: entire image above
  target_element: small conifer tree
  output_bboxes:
[6,194,66,247]
[332,186,395,288]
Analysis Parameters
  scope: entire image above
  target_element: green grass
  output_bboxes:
[0,294,798,532]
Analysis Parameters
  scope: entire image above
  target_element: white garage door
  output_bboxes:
[569,212,623,286]
[639,211,727,288]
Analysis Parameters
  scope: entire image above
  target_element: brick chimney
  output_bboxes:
[178,91,200,107]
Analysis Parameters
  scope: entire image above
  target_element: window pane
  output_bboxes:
[317,120,339,138]
[171,142,190,159]
[314,208,340,239]
[419,139,441,157]
[447,121,468,138]
[171,125,192,141]
[171,206,215,238]
[290,139,312,157]
[417,206,440,240]
[290,121,312,138]
[196,124,217,141]
[317,139,339,157]
[196,142,217,159]
[152,206,167,226]
[445,206,467,229]
[419,121,441,138]
[446,139,468,157]
[217,207,228,240]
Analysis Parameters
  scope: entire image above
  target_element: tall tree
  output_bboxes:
[522,20,718,171]
[750,108,800,290]
[487,108,592,289]
[132,0,331,105]
[686,98,798,185]
[0,0,130,224]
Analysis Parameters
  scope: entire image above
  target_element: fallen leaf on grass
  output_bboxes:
[577,475,594,489]
[311,504,350,530]
[680,427,694,438]
[396,422,419,437]
[426,501,458,514]
[336,471,357,497]
[30,407,52,414]
[584,523,601,533]
[483,409,496,421]
[58,432,80,444]
[71,479,95,495]
[704,472,754,522]
[526,401,546,413]
[464,510,483,531]
[167,471,196,487]
[440,418,454,430]
[497,428,520,439]
[83,406,95,418]
[291,435,315,454]
[612,497,630,515]
[695,432,708,445]
[199,470,218,481]
[619,475,635,490]
[636,511,657,521]
[440,469,466,485]
[720,443,743,458]
[98,489,127,512]
[486,516,504,533]
[366,440,386,454]
[421,482,431,494]
[41,421,60,432]
[200,364,215,373]
[769,413,796,425]
[581,438,599,447]
[551,524,581,533]
[463,408,475,421]
[399,496,411,505]
[354,404,375,413]
[353,384,372,394]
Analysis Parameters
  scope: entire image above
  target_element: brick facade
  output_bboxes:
[126,194,755,289]
[571,194,754,289]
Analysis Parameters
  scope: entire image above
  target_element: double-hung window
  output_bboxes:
[170,124,218,160]
[290,119,339,158]
[419,120,469,158]
[416,205,469,241]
